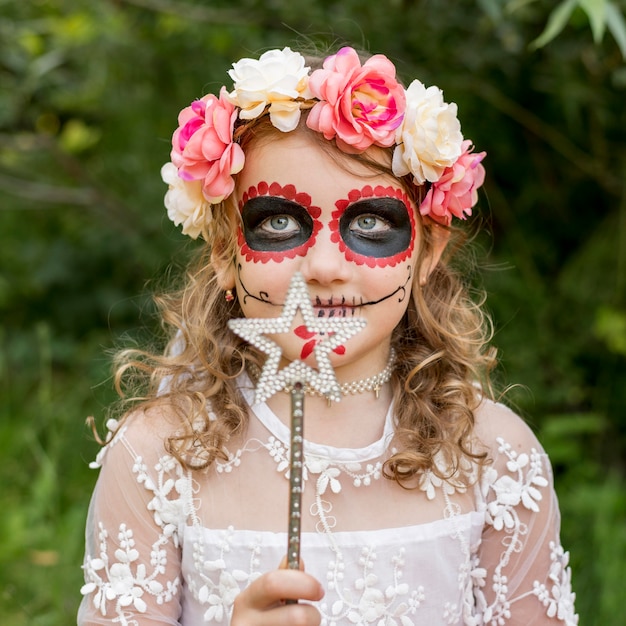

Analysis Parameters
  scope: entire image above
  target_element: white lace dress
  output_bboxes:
[78,377,578,626]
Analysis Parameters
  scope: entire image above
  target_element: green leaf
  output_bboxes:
[579,0,608,43]
[58,119,101,154]
[606,1,626,58]
[594,307,626,355]
[530,0,578,49]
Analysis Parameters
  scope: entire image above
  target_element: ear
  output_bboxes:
[211,250,236,291]
[418,224,450,286]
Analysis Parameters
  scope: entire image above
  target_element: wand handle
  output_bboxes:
[287,381,304,572]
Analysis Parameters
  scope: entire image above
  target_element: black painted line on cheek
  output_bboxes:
[236,263,279,306]
[359,265,413,306]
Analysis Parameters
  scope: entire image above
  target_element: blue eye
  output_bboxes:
[241,196,314,252]
[339,198,413,258]
[350,214,391,234]
[261,215,299,234]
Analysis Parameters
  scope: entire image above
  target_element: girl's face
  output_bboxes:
[233,131,424,378]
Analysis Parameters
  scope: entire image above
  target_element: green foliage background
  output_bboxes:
[1,0,625,623]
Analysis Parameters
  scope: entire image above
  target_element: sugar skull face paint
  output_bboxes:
[238,182,322,264]
[233,131,426,379]
[239,183,414,267]
[331,185,416,268]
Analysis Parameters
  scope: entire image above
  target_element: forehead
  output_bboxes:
[235,131,407,206]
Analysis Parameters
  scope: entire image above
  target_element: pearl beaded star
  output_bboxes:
[249,347,396,401]
[227,272,367,404]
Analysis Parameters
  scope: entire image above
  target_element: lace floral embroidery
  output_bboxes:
[186,528,428,626]
[188,527,262,622]
[320,546,425,626]
[81,453,191,624]
[473,438,578,626]
[218,435,386,488]
[417,451,476,501]
[89,419,124,470]
[532,542,578,625]
[81,522,179,624]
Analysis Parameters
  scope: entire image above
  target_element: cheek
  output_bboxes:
[234,247,303,312]
[361,264,414,310]
[234,259,279,313]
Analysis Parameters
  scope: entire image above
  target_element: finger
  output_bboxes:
[244,569,324,607]
[268,602,322,626]
[233,600,322,626]
[232,570,324,626]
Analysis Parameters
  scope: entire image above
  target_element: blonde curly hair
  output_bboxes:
[110,57,496,487]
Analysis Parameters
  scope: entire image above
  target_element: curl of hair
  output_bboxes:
[383,233,496,486]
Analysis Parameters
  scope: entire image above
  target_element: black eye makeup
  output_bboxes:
[241,196,314,252]
[338,198,413,259]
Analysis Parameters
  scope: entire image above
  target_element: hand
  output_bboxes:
[231,559,324,626]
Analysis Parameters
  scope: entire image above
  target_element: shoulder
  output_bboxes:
[91,401,185,469]
[472,398,555,504]
[125,401,184,444]
[472,397,545,459]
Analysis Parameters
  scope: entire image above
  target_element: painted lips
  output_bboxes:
[313,295,360,318]
[314,306,357,318]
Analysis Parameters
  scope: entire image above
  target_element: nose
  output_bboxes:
[299,227,352,287]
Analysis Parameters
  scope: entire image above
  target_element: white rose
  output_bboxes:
[227,47,312,132]
[392,79,463,184]
[161,162,210,240]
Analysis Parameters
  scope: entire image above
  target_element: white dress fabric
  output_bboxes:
[78,376,578,625]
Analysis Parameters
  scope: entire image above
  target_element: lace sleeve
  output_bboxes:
[473,402,578,626]
[78,410,192,626]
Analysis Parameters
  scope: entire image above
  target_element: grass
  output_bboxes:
[0,325,105,624]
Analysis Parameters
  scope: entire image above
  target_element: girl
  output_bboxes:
[78,46,578,625]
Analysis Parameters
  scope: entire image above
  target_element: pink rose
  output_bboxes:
[419,140,486,226]
[170,87,244,204]
[306,47,406,153]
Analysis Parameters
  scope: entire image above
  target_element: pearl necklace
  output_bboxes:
[248,348,396,402]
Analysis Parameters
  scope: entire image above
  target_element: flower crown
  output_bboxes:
[161,46,486,239]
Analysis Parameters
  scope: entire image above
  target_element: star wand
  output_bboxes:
[228,272,367,574]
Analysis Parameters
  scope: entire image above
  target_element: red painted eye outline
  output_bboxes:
[331,185,416,268]
[238,182,322,264]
